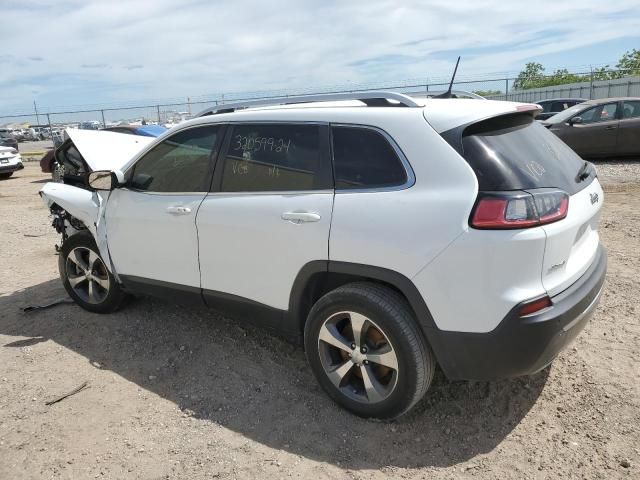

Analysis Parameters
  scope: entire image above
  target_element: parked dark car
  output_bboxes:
[542,97,640,158]
[0,131,19,151]
[102,124,167,137]
[535,98,586,121]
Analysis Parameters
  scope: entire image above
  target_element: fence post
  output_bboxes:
[505,78,509,98]
[589,67,594,100]
[157,105,161,124]
[46,113,53,148]
[628,81,632,97]
[101,110,106,128]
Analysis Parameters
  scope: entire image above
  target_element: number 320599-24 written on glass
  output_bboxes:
[234,135,291,153]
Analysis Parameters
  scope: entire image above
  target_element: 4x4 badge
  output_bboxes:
[590,192,599,205]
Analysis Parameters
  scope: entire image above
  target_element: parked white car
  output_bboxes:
[0,146,24,179]
[39,92,607,419]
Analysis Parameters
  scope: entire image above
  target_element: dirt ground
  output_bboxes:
[1,162,638,479]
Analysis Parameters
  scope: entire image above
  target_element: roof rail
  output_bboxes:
[194,91,420,117]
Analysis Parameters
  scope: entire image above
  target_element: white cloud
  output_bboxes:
[0,0,639,112]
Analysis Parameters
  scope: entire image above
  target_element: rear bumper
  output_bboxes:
[433,244,607,381]
[0,161,24,173]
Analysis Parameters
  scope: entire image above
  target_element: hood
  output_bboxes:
[65,128,155,171]
[0,145,17,154]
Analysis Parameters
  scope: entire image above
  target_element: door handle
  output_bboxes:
[605,125,617,130]
[166,206,192,215]
[281,211,321,224]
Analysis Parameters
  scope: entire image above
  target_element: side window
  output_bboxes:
[129,126,220,192]
[600,103,618,121]
[332,126,408,190]
[622,101,640,119]
[538,102,552,113]
[550,102,567,112]
[578,103,618,124]
[219,124,327,192]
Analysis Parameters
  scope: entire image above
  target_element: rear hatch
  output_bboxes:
[447,112,602,296]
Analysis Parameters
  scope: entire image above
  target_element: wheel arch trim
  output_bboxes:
[287,260,449,364]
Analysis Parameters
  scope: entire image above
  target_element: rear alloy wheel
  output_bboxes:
[305,282,435,419]
[59,231,126,313]
[318,311,399,404]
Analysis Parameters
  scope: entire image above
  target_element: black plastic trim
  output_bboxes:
[202,289,285,334]
[119,275,205,305]
[121,249,607,383]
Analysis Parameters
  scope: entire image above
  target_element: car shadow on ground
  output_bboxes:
[0,279,549,469]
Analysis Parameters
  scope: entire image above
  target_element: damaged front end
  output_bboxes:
[39,182,115,277]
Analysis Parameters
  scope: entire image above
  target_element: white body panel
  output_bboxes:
[540,178,604,296]
[0,147,23,169]
[66,129,155,171]
[329,109,477,278]
[105,189,204,288]
[413,228,547,333]
[197,192,333,309]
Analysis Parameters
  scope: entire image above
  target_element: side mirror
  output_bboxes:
[569,116,583,125]
[87,170,118,191]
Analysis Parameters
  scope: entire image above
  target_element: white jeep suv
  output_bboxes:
[40,92,607,419]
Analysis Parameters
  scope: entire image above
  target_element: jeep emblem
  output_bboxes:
[590,192,599,205]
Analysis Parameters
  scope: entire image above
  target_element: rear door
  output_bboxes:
[561,102,619,156]
[617,100,640,156]
[196,122,333,314]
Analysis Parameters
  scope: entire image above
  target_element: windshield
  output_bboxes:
[545,104,589,124]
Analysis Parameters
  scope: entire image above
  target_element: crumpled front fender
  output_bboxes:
[39,182,100,231]
[39,182,115,277]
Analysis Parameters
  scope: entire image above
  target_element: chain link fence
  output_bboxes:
[1,68,638,151]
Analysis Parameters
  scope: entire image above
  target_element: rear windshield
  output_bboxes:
[461,114,593,194]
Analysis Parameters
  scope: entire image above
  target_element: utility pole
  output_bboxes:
[33,100,41,125]
[46,113,53,148]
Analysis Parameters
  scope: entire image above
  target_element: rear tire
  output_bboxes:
[59,231,127,313]
[304,282,435,419]
[0,172,13,179]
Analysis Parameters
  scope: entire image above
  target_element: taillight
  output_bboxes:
[471,190,568,229]
[517,295,552,317]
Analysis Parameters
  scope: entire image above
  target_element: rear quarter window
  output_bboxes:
[460,114,592,195]
[331,126,407,189]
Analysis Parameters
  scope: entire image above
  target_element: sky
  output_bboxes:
[1,0,639,116]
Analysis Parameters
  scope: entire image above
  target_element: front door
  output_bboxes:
[196,123,333,318]
[562,102,619,157]
[105,125,223,289]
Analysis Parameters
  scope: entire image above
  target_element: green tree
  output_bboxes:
[616,48,640,76]
[512,48,639,91]
[512,62,545,90]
